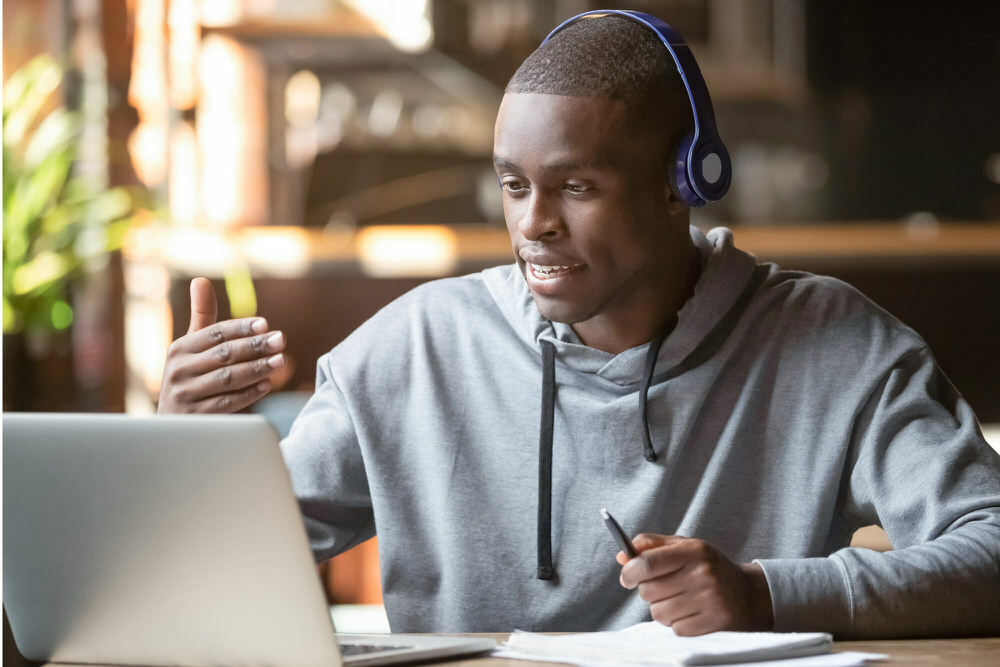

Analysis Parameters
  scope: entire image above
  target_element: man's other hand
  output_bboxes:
[617,534,774,636]
[157,277,287,414]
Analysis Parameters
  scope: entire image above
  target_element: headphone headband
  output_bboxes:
[542,9,731,206]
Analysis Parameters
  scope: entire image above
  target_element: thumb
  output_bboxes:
[188,277,218,333]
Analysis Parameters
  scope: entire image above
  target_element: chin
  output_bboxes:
[531,294,592,325]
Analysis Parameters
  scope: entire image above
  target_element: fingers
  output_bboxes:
[183,380,274,414]
[620,537,759,635]
[641,566,719,635]
[615,534,680,568]
[620,536,692,589]
[159,306,287,414]
[182,330,286,376]
[175,353,286,404]
[671,614,712,637]
[175,317,270,354]
[651,599,704,635]
[635,567,688,603]
[633,533,684,552]
[650,586,738,636]
[188,278,218,334]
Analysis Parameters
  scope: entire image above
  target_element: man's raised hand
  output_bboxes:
[157,277,286,414]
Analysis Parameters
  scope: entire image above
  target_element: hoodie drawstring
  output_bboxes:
[537,339,556,580]
[639,331,667,462]
[536,333,666,580]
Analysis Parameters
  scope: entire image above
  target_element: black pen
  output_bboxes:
[600,507,638,558]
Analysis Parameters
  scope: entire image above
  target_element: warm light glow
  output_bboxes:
[198,0,243,26]
[198,35,268,226]
[128,0,169,186]
[169,121,199,225]
[285,69,322,128]
[168,0,200,109]
[127,122,168,186]
[240,228,311,277]
[162,227,239,275]
[345,0,433,52]
[128,0,168,114]
[356,225,458,277]
[197,35,242,225]
[126,299,172,401]
[123,261,172,411]
[285,70,322,167]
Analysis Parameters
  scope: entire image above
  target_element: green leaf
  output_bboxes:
[86,187,132,224]
[224,263,258,318]
[3,225,31,266]
[39,203,74,238]
[11,250,71,296]
[3,55,63,151]
[2,53,137,338]
[6,150,72,234]
[24,108,80,168]
[50,299,74,329]
[2,295,22,333]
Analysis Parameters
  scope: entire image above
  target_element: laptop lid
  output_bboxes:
[3,413,342,667]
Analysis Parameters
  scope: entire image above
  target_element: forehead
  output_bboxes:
[493,93,631,166]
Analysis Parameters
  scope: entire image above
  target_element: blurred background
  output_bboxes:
[3,0,999,633]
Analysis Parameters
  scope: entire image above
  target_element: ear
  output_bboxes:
[665,181,687,216]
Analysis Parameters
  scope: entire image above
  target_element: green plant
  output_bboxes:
[3,54,133,338]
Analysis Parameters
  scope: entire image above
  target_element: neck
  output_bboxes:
[572,241,701,355]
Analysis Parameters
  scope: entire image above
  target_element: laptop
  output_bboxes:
[3,413,496,666]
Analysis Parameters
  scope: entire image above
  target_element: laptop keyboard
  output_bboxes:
[340,642,415,656]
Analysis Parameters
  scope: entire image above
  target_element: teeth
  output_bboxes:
[531,264,573,273]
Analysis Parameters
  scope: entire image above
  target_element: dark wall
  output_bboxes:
[806,2,1000,220]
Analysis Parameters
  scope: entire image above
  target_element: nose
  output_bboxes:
[518,191,563,242]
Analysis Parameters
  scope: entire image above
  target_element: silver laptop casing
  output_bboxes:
[4,413,342,666]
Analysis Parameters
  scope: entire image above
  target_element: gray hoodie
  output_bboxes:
[281,226,1000,637]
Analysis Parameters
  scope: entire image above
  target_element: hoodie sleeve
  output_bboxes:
[756,347,1000,638]
[279,354,375,563]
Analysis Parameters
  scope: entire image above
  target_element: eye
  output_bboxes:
[501,179,528,194]
[564,182,592,195]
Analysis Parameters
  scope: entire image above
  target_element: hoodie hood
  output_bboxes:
[483,226,759,384]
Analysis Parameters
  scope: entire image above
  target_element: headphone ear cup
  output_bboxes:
[671,131,704,207]
[665,135,682,201]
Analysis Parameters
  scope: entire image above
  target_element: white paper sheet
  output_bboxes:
[495,621,889,666]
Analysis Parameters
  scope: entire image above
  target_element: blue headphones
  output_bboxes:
[542,9,731,207]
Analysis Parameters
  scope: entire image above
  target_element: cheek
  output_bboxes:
[587,229,664,284]
[572,207,656,265]
[502,199,520,234]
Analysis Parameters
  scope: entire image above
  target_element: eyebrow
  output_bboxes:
[492,156,612,174]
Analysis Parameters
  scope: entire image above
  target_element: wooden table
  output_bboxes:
[435,634,1000,666]
[37,635,1000,666]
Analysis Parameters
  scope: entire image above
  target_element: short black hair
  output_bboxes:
[506,15,693,161]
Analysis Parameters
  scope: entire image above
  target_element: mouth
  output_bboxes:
[527,262,584,280]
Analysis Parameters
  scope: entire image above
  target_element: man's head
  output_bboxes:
[493,15,699,340]
[505,15,693,181]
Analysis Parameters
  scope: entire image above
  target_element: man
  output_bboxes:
[158,15,1000,637]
